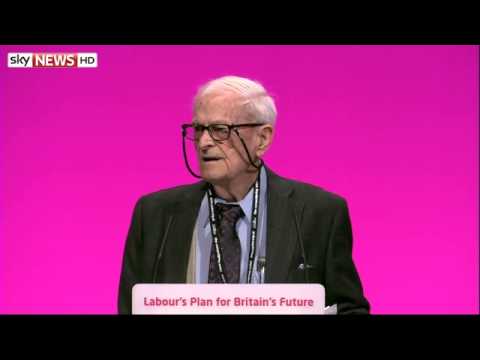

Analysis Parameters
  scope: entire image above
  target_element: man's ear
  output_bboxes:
[256,125,274,157]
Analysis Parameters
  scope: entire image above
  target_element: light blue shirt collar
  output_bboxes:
[201,181,255,229]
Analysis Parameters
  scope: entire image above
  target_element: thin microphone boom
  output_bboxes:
[152,216,174,282]
[292,204,310,283]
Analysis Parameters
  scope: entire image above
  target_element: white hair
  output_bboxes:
[194,75,277,125]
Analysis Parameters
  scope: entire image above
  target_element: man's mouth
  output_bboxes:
[202,156,223,162]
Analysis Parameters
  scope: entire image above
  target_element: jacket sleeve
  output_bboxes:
[325,199,370,314]
[118,197,144,315]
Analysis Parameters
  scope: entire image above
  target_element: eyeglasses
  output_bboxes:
[182,122,266,142]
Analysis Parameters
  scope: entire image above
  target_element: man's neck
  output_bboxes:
[212,170,259,202]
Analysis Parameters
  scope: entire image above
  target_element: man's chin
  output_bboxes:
[199,170,227,184]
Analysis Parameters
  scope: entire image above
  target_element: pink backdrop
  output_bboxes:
[1,45,478,314]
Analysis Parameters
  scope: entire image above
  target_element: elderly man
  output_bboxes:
[118,76,370,314]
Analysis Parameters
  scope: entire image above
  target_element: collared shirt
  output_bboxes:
[195,166,268,283]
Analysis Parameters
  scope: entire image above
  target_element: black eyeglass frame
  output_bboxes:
[181,122,266,142]
[181,122,265,178]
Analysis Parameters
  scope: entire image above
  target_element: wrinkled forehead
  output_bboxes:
[194,91,249,124]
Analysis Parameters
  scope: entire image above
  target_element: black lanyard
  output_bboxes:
[206,172,261,283]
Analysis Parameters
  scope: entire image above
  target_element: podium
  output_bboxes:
[132,284,332,315]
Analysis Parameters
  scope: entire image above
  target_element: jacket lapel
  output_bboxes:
[265,167,304,283]
[160,181,207,282]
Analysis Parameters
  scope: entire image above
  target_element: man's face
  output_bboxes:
[193,92,260,185]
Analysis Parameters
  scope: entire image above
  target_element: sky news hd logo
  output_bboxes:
[8,53,98,68]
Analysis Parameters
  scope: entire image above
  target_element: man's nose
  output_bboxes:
[197,127,215,149]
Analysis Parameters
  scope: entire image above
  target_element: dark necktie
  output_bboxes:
[208,203,244,283]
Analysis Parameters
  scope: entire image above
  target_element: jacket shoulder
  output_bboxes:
[136,181,205,209]
[277,175,348,211]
